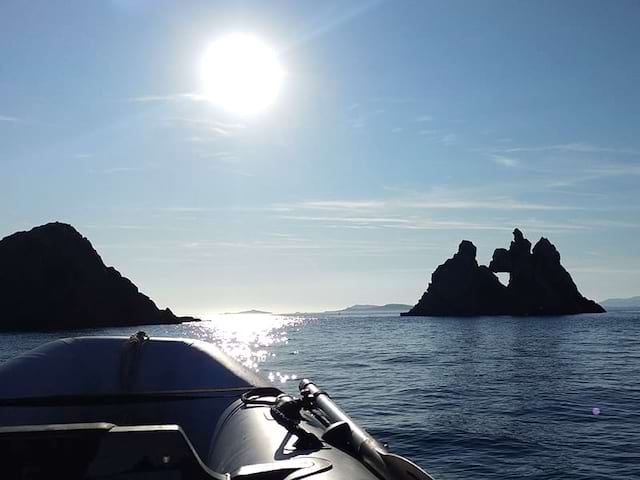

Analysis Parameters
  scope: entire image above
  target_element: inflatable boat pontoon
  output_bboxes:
[0,333,434,480]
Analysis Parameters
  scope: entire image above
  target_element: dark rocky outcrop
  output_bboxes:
[0,222,198,331]
[403,228,605,316]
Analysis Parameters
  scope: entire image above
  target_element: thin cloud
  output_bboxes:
[549,163,640,187]
[440,133,458,146]
[0,114,27,124]
[164,117,246,137]
[90,166,145,174]
[277,214,589,233]
[569,266,640,274]
[111,236,442,260]
[296,200,386,210]
[279,193,582,213]
[128,93,205,103]
[491,155,520,168]
[347,105,386,130]
[278,215,410,225]
[577,218,640,229]
[368,96,419,105]
[107,167,143,173]
[591,164,640,176]
[212,166,255,177]
[396,199,577,211]
[199,151,238,163]
[83,223,147,230]
[158,207,211,213]
[497,142,640,156]
[416,115,433,122]
[418,129,439,136]
[351,116,366,129]
[271,191,594,234]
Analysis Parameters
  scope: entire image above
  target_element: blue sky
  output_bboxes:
[1,0,639,315]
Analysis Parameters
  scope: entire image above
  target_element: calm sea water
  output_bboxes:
[1,310,639,480]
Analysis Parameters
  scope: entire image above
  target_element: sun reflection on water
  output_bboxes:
[185,313,302,384]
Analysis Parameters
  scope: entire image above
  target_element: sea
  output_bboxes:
[1,310,638,480]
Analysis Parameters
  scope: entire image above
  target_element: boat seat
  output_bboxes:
[0,422,225,480]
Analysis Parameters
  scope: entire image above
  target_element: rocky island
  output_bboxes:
[403,228,605,316]
[0,222,198,331]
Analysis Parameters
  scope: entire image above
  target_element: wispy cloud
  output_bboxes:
[276,214,590,233]
[418,129,439,136]
[84,223,147,230]
[268,189,594,233]
[440,133,458,146]
[346,102,387,130]
[279,215,410,225]
[199,151,238,163]
[393,199,576,211]
[211,165,255,177]
[104,236,444,261]
[496,142,640,156]
[416,115,433,122]
[158,207,212,213]
[491,154,520,168]
[164,117,246,137]
[128,93,205,103]
[196,150,253,176]
[90,166,146,174]
[590,164,640,176]
[368,96,419,105]
[548,163,640,187]
[295,200,386,210]
[351,115,366,129]
[184,136,206,143]
[569,266,640,274]
[0,114,26,124]
[281,191,582,213]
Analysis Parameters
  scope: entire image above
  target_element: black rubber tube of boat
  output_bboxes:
[298,379,388,476]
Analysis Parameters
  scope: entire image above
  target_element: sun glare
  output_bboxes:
[201,33,284,116]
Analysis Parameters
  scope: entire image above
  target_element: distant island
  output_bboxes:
[403,228,605,316]
[279,304,414,316]
[324,304,413,315]
[600,296,640,309]
[0,222,198,331]
[225,309,273,315]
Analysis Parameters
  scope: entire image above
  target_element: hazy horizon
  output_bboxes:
[2,1,639,315]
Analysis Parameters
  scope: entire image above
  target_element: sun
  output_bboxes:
[201,33,284,116]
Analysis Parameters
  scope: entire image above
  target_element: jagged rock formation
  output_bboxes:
[403,228,605,316]
[0,222,198,331]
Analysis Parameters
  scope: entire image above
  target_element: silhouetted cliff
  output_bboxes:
[0,222,198,331]
[403,229,605,316]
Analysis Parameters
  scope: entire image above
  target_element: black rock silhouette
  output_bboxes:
[0,222,198,331]
[404,240,510,316]
[404,229,605,316]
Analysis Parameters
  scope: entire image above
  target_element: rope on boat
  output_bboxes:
[0,387,255,407]
[240,387,283,405]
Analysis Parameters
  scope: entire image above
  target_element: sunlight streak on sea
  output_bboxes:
[180,314,303,383]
